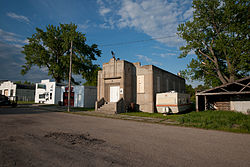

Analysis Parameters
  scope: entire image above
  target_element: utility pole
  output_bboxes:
[68,40,73,112]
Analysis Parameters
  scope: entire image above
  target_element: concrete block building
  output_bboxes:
[96,58,185,113]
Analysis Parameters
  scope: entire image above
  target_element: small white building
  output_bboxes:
[35,79,97,108]
[60,86,97,108]
[35,79,62,104]
[0,80,35,101]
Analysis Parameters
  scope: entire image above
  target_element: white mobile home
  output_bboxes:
[35,79,62,104]
[0,80,35,101]
[156,91,191,114]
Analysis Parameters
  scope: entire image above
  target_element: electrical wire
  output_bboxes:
[99,35,177,47]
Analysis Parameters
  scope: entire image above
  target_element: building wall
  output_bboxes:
[97,58,124,102]
[16,89,35,101]
[230,95,250,114]
[136,65,154,113]
[123,61,136,105]
[0,81,17,97]
[35,79,58,104]
[84,86,97,108]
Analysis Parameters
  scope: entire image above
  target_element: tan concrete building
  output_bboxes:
[96,58,185,113]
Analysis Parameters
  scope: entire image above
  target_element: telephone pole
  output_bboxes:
[68,40,73,112]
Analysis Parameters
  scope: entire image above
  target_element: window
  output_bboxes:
[166,79,169,91]
[39,94,45,99]
[157,76,160,92]
[10,89,14,96]
[50,93,52,100]
[38,84,46,89]
[137,75,144,93]
[0,90,2,95]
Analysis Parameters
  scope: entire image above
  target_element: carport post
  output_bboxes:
[204,95,207,111]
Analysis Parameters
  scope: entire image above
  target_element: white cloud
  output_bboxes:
[78,20,90,31]
[160,53,177,58]
[152,52,177,58]
[97,0,193,47]
[99,7,111,16]
[6,12,30,23]
[136,54,162,66]
[0,29,27,45]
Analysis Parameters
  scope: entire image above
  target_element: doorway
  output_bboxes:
[110,86,120,102]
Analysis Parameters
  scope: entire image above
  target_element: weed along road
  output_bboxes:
[0,107,250,167]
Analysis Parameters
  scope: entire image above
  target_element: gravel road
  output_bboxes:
[0,107,250,167]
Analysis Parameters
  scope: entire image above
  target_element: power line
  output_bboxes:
[99,35,177,47]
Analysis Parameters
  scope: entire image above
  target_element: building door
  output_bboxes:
[4,89,8,96]
[110,86,120,102]
[63,92,74,106]
[77,94,82,107]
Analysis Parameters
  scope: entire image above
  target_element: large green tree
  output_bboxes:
[21,23,101,83]
[82,65,101,86]
[177,0,249,87]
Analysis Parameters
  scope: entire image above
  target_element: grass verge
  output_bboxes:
[121,110,250,133]
[17,101,35,104]
[71,107,95,111]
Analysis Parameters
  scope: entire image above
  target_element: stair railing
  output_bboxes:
[95,97,105,110]
[116,98,124,113]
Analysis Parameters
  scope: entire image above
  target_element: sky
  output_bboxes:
[0,0,198,86]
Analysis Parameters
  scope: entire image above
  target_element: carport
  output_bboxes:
[196,76,250,114]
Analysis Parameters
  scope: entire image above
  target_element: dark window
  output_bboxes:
[10,89,14,96]
[39,94,45,99]
[38,84,46,89]
[50,93,52,100]
[0,90,2,95]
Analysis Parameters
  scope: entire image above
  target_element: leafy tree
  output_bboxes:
[185,84,195,103]
[83,65,101,86]
[21,23,101,83]
[15,81,34,85]
[177,0,249,87]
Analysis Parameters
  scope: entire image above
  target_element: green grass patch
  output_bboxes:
[71,107,95,111]
[121,112,169,119]
[121,110,250,133]
[17,101,35,104]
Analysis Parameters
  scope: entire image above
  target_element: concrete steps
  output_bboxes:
[97,102,117,114]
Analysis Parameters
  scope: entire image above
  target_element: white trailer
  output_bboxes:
[156,91,191,114]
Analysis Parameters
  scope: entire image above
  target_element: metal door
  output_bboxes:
[110,86,120,102]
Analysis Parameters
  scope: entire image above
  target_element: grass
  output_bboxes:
[17,101,35,104]
[121,110,250,133]
[71,107,95,111]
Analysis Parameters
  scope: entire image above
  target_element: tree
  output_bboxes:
[185,84,195,103]
[82,65,101,86]
[177,0,249,87]
[21,23,101,83]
